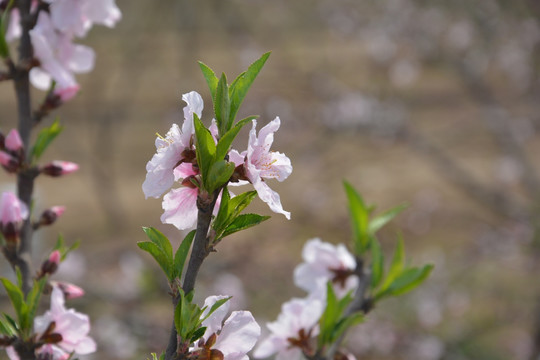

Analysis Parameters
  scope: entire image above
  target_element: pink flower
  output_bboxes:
[5,129,23,152]
[42,161,79,176]
[254,296,324,360]
[39,206,66,226]
[191,295,261,360]
[230,117,292,219]
[0,192,28,228]
[0,151,18,172]
[29,12,95,96]
[142,91,203,199]
[34,286,96,355]
[294,238,358,299]
[6,345,69,360]
[44,0,121,38]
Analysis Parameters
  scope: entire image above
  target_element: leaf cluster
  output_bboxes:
[343,181,433,303]
[174,290,230,345]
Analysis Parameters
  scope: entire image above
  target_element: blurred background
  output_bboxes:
[2,0,540,359]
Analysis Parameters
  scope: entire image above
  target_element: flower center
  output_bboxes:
[287,328,314,355]
[329,267,355,288]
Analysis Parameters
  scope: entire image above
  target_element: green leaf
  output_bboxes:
[198,61,219,99]
[370,237,384,289]
[228,52,270,127]
[213,190,259,240]
[206,160,235,193]
[201,296,231,322]
[3,314,18,333]
[137,241,173,281]
[214,73,231,136]
[343,181,370,254]
[142,227,173,263]
[173,230,195,279]
[379,236,405,292]
[369,204,408,234]
[24,278,46,331]
[0,316,16,336]
[31,119,64,162]
[0,4,11,58]
[0,278,26,332]
[222,213,270,238]
[332,312,364,342]
[190,326,207,343]
[375,264,434,300]
[215,115,257,161]
[193,114,217,190]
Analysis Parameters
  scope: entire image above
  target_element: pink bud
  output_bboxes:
[39,206,65,226]
[0,191,28,227]
[54,85,80,102]
[42,161,79,177]
[5,129,23,152]
[48,250,61,266]
[0,151,18,172]
[53,281,85,299]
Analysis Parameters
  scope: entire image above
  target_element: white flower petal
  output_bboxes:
[214,311,260,358]
[160,187,198,230]
[201,295,231,338]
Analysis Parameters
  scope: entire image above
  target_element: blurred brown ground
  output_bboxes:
[1,0,540,359]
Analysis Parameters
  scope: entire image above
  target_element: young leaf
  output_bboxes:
[375,264,434,300]
[201,296,231,322]
[206,160,235,193]
[215,115,257,161]
[228,52,270,127]
[221,214,270,238]
[137,242,173,281]
[198,61,219,99]
[378,236,405,292]
[25,278,46,331]
[190,326,207,343]
[0,278,26,331]
[142,227,173,263]
[369,204,408,234]
[370,237,384,289]
[193,114,217,189]
[31,119,64,162]
[332,312,364,343]
[214,73,230,136]
[0,317,16,336]
[343,181,370,254]
[173,230,196,279]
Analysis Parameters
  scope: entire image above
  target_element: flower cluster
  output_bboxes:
[255,239,358,359]
[1,0,121,101]
[143,91,292,230]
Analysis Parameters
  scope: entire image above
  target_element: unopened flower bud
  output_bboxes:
[54,85,80,103]
[0,192,28,243]
[53,281,85,299]
[40,250,61,276]
[5,129,23,152]
[39,206,66,226]
[0,151,19,172]
[42,161,79,177]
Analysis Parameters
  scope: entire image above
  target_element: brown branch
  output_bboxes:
[164,189,220,360]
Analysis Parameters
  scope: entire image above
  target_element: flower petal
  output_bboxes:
[214,311,260,359]
[160,187,198,230]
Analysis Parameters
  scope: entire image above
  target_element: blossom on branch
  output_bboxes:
[33,286,96,356]
[190,295,261,360]
[230,117,292,219]
[0,191,28,239]
[254,296,323,360]
[294,238,358,299]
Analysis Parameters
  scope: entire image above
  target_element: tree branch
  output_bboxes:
[164,189,220,360]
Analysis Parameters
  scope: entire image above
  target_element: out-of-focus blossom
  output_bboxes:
[230,117,292,219]
[39,250,60,276]
[44,0,121,38]
[0,191,28,229]
[5,129,23,152]
[34,286,96,356]
[51,281,85,299]
[6,344,69,360]
[142,91,203,199]
[191,295,260,360]
[254,296,323,360]
[294,238,358,298]
[41,161,79,176]
[0,151,18,172]
[29,12,94,98]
